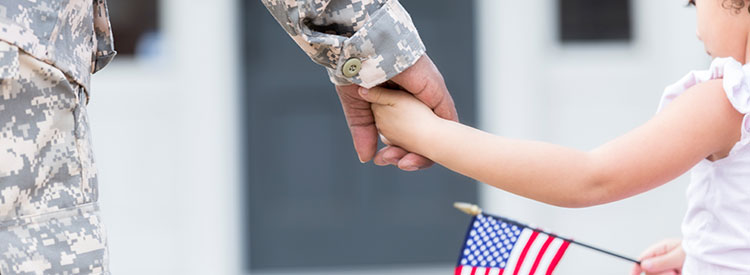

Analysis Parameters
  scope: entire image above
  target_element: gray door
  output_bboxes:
[243,0,477,270]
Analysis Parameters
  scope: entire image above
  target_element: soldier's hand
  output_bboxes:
[336,84,379,164]
[335,54,457,171]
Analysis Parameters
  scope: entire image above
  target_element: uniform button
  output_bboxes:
[342,57,362,77]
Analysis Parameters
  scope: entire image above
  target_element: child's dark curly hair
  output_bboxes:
[723,0,750,13]
[689,0,750,13]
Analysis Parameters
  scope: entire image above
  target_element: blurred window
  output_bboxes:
[559,0,631,42]
[107,0,161,58]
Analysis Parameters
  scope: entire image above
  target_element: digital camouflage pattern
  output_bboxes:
[0,0,116,93]
[0,0,114,273]
[0,41,108,275]
[262,0,426,88]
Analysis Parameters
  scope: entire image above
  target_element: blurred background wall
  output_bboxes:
[89,0,241,273]
[85,0,707,274]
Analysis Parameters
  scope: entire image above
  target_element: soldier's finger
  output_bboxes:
[390,54,459,122]
[397,152,434,171]
[375,146,408,166]
[336,85,378,163]
[373,147,388,166]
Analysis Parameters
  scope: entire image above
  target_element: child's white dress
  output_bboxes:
[659,57,750,274]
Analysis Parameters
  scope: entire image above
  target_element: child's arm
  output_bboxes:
[360,80,743,207]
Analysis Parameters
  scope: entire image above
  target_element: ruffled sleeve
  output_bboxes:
[658,57,750,114]
[658,57,750,145]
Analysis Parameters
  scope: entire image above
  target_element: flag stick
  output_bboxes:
[453,202,641,265]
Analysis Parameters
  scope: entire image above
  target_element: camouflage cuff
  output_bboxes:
[327,0,426,88]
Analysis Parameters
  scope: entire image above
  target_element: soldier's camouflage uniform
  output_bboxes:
[0,0,115,274]
[261,0,426,88]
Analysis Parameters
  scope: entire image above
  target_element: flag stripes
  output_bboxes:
[456,214,571,275]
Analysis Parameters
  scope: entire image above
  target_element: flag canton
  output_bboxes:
[458,214,523,268]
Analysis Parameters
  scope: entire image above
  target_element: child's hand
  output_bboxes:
[630,238,684,275]
[358,86,442,154]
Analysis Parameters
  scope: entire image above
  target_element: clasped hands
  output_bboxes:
[336,54,457,171]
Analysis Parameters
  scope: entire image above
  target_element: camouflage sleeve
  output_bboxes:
[261,0,426,88]
[92,0,116,73]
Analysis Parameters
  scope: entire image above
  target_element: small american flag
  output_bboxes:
[455,214,570,275]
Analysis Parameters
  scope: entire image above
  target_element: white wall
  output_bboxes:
[88,0,241,273]
[476,0,708,274]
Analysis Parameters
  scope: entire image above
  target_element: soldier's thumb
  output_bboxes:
[640,248,684,273]
[358,87,397,105]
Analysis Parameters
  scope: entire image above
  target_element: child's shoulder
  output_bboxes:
[659,58,750,161]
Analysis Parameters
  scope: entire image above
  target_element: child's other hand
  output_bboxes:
[630,238,684,275]
[358,86,441,153]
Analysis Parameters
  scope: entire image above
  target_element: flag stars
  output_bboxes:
[459,216,530,270]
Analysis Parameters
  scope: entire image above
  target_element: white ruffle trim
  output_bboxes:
[659,57,750,114]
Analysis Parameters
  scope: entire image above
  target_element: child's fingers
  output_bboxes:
[631,264,680,275]
[632,239,683,275]
[631,263,644,275]
[639,239,681,260]
[640,247,684,274]
[358,86,404,106]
